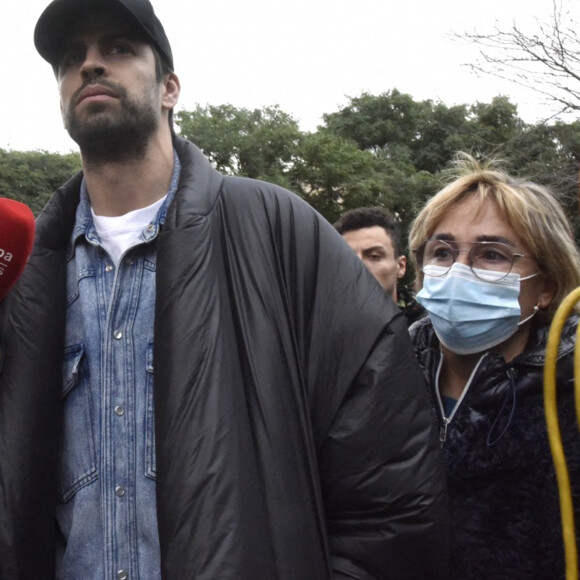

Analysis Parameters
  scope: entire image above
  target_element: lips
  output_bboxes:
[76,84,118,105]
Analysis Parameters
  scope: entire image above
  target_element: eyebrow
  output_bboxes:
[362,245,387,251]
[432,233,517,247]
[361,245,388,255]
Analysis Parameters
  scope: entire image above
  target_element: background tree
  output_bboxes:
[176,104,301,189]
[176,104,387,222]
[288,131,384,222]
[321,92,540,239]
[456,0,580,236]
[324,92,525,171]
[2,91,578,245]
[458,0,580,116]
[322,89,424,156]
[0,149,80,215]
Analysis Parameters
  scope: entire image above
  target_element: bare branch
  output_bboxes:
[455,0,580,116]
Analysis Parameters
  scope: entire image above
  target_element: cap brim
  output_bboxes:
[34,0,91,67]
[34,0,173,70]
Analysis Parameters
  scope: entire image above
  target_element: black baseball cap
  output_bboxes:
[34,0,173,71]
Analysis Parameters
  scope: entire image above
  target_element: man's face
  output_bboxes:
[56,14,168,161]
[342,226,406,302]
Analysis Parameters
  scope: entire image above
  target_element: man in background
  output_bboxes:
[335,206,425,325]
[0,1,448,578]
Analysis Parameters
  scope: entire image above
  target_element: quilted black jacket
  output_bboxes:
[411,315,580,579]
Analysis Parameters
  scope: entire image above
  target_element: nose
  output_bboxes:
[80,45,106,80]
[455,248,471,266]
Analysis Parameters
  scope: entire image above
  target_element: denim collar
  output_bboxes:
[69,150,181,256]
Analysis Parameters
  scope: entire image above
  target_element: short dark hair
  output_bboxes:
[152,44,173,81]
[151,44,176,132]
[334,207,403,257]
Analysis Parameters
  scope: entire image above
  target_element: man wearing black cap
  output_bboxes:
[0,0,449,578]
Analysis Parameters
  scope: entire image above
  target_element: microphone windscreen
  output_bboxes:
[0,198,35,300]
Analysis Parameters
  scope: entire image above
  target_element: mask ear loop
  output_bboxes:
[517,304,540,327]
[517,269,544,326]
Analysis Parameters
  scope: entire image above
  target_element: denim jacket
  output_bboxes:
[57,157,180,579]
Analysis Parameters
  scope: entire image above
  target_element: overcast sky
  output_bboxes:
[1,0,570,154]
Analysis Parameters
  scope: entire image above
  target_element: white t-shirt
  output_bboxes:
[91,195,167,267]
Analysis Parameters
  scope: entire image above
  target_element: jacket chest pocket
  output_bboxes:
[59,344,98,503]
[145,340,156,479]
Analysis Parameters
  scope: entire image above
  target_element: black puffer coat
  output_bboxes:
[411,315,580,579]
[0,138,449,579]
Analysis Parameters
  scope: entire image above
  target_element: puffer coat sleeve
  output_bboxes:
[154,140,449,579]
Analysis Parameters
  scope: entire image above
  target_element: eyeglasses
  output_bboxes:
[414,238,537,282]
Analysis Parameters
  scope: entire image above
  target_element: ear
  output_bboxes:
[538,276,557,310]
[162,72,180,110]
[397,255,407,279]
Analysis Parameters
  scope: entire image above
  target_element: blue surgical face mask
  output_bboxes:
[416,263,539,355]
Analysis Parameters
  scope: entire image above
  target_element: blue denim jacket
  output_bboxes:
[57,155,181,580]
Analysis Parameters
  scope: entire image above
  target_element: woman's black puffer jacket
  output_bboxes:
[411,315,580,579]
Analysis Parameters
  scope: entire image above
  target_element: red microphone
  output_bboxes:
[0,198,35,300]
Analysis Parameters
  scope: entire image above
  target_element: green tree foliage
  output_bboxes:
[323,89,424,155]
[2,91,579,244]
[175,92,580,243]
[322,90,580,240]
[501,121,580,240]
[323,91,524,171]
[0,149,81,215]
[176,104,390,221]
[176,104,301,189]
[288,131,384,222]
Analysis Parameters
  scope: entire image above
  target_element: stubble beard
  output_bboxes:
[64,81,161,167]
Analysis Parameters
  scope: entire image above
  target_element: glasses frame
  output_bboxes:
[414,238,537,282]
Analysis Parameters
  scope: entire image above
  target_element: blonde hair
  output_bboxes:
[409,154,580,321]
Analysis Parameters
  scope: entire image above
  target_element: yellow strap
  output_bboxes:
[544,287,580,580]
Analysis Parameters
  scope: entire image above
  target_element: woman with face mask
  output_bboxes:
[409,154,580,579]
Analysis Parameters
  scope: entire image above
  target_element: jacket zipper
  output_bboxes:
[436,352,488,444]
[439,420,448,445]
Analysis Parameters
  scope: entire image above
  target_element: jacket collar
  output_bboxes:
[412,314,579,367]
[33,138,213,253]
[164,137,225,223]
